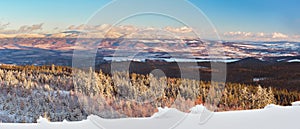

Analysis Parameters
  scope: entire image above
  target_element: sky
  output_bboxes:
[0,0,300,41]
[193,0,300,34]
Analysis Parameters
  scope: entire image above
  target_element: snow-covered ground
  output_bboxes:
[288,59,300,63]
[1,103,300,129]
[292,101,300,106]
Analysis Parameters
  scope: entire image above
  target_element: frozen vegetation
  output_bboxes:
[0,64,299,123]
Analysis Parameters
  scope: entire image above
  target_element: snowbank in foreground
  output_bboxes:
[1,103,300,129]
[292,101,300,106]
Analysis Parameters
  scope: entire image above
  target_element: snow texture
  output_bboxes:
[1,103,300,129]
[288,59,300,62]
[292,101,300,106]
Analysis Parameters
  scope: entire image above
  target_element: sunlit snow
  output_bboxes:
[1,103,300,129]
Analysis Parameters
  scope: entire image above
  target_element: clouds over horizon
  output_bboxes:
[64,24,195,39]
[17,23,44,33]
[1,22,300,41]
[0,23,44,34]
[0,22,10,30]
[223,31,295,41]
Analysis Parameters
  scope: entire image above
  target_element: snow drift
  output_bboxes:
[1,103,300,129]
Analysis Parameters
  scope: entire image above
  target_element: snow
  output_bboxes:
[189,104,206,114]
[253,77,267,82]
[288,59,300,62]
[292,101,300,106]
[103,57,240,63]
[1,103,300,129]
[164,58,240,63]
[103,57,147,62]
[264,104,282,109]
[36,117,49,124]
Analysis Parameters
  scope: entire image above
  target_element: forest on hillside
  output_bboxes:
[0,64,299,123]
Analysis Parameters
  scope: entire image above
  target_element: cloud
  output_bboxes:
[272,32,288,39]
[65,24,196,39]
[67,25,76,30]
[0,33,45,38]
[164,26,193,33]
[17,23,44,33]
[223,31,290,41]
[224,31,254,38]
[0,22,10,30]
[290,35,300,41]
[68,24,139,33]
[67,24,111,32]
[0,23,44,34]
[68,24,194,34]
[292,35,300,38]
[0,22,297,41]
